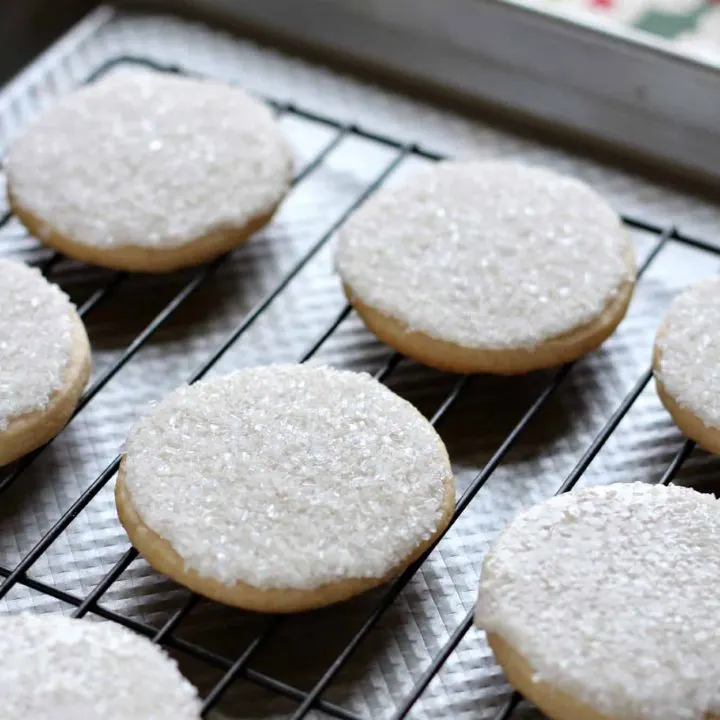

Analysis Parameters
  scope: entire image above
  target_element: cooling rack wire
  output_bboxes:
[0,53,716,720]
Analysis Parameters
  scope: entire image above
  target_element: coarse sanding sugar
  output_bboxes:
[122,364,452,589]
[0,614,201,719]
[7,67,292,249]
[656,276,720,429]
[336,161,634,349]
[477,482,720,720]
[0,258,75,430]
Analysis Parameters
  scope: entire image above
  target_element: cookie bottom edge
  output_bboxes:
[488,631,720,720]
[0,311,91,466]
[115,465,456,613]
[10,197,281,273]
[344,281,635,375]
[488,631,610,720]
[654,376,720,456]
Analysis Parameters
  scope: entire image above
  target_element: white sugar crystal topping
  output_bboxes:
[123,364,451,589]
[0,259,75,430]
[336,161,634,349]
[0,614,201,719]
[7,67,292,249]
[656,276,720,429]
[476,482,720,720]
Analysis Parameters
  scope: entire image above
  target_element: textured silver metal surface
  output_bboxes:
[1,7,720,719]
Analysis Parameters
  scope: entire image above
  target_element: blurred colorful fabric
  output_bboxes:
[530,0,720,60]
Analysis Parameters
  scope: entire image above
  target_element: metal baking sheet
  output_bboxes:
[1,7,720,719]
[140,0,720,185]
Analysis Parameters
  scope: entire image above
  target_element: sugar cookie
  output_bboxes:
[336,161,635,374]
[654,276,720,454]
[476,483,720,720]
[0,259,91,465]
[117,364,454,613]
[0,613,201,719]
[6,67,293,273]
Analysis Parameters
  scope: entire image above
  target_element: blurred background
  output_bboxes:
[0,1,97,84]
[532,0,720,57]
[2,0,719,88]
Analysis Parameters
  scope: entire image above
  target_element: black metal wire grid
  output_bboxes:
[0,54,716,719]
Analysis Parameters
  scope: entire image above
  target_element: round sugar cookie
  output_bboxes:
[0,614,201,719]
[117,364,454,613]
[6,67,293,273]
[475,483,720,720]
[654,276,720,455]
[335,161,636,374]
[0,258,91,465]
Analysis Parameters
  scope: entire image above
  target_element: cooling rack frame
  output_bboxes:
[0,53,715,720]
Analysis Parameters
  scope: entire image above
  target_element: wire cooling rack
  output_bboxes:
[0,53,718,720]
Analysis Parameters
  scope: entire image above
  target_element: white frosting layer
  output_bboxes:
[336,161,634,349]
[122,364,451,589]
[0,614,201,719]
[7,67,292,250]
[476,482,720,720]
[0,259,75,431]
[656,276,720,429]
